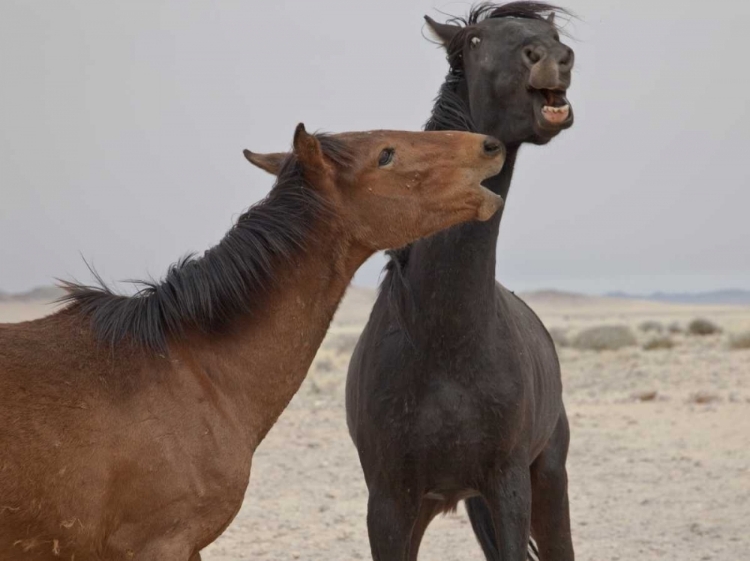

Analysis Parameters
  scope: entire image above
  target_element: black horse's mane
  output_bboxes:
[460,1,563,25]
[382,76,474,301]
[60,134,352,352]
[382,2,566,326]
[443,2,569,74]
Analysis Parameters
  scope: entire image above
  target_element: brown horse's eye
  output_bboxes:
[378,148,395,167]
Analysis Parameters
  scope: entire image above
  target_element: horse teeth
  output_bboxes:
[541,104,570,123]
[543,105,569,114]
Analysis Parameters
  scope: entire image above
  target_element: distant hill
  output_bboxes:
[605,289,750,306]
[518,289,601,305]
[4,284,749,307]
[0,286,65,303]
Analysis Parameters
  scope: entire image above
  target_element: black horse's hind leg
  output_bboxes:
[473,461,532,561]
[530,411,574,561]
[407,498,441,561]
[466,497,541,561]
[366,486,421,561]
[467,497,500,560]
[467,496,538,560]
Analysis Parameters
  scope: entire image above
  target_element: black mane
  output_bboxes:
[453,1,565,27]
[442,2,569,73]
[60,134,352,352]
[379,75,477,329]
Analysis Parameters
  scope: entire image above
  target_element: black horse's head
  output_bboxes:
[426,2,575,146]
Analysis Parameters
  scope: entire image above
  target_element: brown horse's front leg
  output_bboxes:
[189,552,202,561]
[480,460,532,561]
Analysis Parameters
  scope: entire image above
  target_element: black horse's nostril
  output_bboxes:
[483,137,504,156]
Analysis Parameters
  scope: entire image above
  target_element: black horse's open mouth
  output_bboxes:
[532,89,573,131]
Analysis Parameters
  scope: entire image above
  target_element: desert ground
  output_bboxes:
[2,288,748,561]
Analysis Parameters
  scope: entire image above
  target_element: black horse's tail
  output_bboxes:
[466,497,540,561]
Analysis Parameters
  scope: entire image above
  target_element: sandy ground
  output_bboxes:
[2,289,749,560]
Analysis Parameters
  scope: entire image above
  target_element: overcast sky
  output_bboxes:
[1,0,748,295]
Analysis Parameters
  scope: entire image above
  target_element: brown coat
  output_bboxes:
[0,125,504,560]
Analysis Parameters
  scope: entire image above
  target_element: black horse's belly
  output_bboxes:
[497,283,564,458]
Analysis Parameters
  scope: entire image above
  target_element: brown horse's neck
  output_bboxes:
[174,219,369,447]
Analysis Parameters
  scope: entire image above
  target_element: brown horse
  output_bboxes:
[0,124,505,561]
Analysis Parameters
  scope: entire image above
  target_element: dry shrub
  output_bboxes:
[668,322,684,334]
[547,327,570,348]
[330,333,361,354]
[643,336,675,351]
[688,391,721,404]
[314,357,336,373]
[572,325,637,351]
[688,318,722,336]
[631,390,658,402]
[639,320,664,333]
[729,331,750,350]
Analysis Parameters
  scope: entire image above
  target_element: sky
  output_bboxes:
[1,0,748,295]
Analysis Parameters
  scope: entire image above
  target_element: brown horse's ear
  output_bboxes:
[424,15,462,47]
[292,123,326,178]
[243,149,286,176]
[547,12,556,26]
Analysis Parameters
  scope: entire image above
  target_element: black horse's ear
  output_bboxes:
[547,12,556,26]
[243,150,286,176]
[424,15,462,47]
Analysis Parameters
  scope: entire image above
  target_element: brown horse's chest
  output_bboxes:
[98,406,254,557]
[0,420,252,561]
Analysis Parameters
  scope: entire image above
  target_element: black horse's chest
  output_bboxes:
[393,377,522,452]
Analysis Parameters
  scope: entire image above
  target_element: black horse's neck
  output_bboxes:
[401,152,516,331]
[388,74,519,337]
[486,147,518,201]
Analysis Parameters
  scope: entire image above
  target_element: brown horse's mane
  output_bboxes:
[59,134,352,353]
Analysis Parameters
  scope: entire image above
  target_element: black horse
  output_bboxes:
[345,3,576,561]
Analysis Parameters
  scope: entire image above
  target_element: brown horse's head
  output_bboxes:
[244,124,505,250]
[424,3,574,146]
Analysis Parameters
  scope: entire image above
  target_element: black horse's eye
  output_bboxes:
[378,148,395,167]
[470,36,482,48]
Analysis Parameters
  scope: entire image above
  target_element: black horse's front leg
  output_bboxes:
[530,411,575,561]
[366,484,421,561]
[480,460,533,561]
